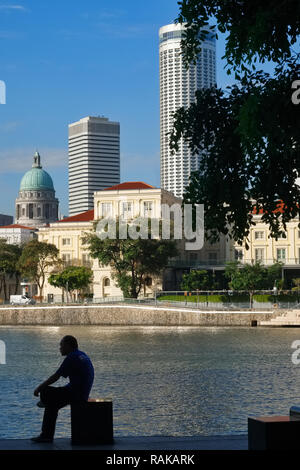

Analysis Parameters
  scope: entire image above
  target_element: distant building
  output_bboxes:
[68,116,120,216]
[0,224,38,301]
[0,214,13,226]
[93,181,183,297]
[0,224,37,245]
[159,23,216,198]
[38,181,184,301]
[38,209,94,302]
[15,151,59,227]
[231,204,300,284]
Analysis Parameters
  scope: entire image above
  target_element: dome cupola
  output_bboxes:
[19,151,54,191]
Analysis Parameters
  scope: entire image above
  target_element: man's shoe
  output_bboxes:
[31,435,53,443]
[36,400,46,408]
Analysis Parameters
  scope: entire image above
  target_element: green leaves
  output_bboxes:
[83,220,178,298]
[169,59,300,243]
[17,240,60,295]
[48,266,92,293]
[224,261,283,291]
[172,1,300,243]
[176,1,300,71]
[181,269,219,290]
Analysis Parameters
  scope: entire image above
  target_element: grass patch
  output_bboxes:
[158,294,300,303]
[157,294,249,303]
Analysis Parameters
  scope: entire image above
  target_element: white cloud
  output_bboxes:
[0,147,68,173]
[0,5,27,10]
[82,8,125,20]
[0,121,20,133]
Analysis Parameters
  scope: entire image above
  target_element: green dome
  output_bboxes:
[20,167,54,191]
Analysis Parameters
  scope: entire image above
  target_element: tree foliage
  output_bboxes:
[176,0,300,71]
[48,266,93,297]
[171,0,300,244]
[181,269,219,290]
[224,261,283,292]
[0,240,22,300]
[82,219,178,299]
[17,240,60,298]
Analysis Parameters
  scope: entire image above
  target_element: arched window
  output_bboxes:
[104,278,110,287]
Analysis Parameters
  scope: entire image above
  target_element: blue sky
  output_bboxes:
[0,0,271,217]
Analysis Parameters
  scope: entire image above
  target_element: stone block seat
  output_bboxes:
[71,398,113,445]
[248,415,300,450]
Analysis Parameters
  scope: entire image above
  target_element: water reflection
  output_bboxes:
[0,326,300,438]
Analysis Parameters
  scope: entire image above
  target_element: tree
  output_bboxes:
[48,266,93,302]
[292,278,300,292]
[82,219,178,299]
[0,240,22,301]
[181,269,218,290]
[17,240,60,300]
[224,261,283,305]
[169,1,300,244]
[176,1,300,72]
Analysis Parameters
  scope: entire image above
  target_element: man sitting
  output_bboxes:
[31,335,94,443]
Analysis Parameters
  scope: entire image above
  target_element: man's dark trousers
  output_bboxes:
[40,386,73,439]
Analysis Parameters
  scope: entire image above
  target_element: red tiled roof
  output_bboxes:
[58,209,94,223]
[103,182,156,191]
[252,201,290,215]
[0,224,36,230]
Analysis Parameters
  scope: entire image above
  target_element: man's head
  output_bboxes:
[60,335,78,356]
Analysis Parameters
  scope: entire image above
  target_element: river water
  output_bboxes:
[0,325,300,439]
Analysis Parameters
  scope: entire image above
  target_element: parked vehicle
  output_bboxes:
[10,295,36,305]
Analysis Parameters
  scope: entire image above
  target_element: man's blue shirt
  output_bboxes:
[56,349,94,401]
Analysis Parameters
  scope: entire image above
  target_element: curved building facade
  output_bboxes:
[159,23,216,198]
[15,151,59,227]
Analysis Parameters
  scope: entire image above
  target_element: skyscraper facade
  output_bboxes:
[68,116,120,216]
[159,23,216,198]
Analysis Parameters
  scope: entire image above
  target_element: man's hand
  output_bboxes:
[33,372,60,397]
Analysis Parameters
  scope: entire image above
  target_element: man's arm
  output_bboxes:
[33,371,61,396]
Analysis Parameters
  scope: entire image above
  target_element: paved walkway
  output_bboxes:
[0,435,248,451]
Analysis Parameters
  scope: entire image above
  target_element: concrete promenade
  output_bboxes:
[0,435,248,451]
[0,304,279,326]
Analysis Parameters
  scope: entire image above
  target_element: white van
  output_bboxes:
[10,295,36,305]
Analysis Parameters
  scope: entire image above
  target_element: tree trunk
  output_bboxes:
[3,277,7,301]
[39,282,44,302]
[14,274,20,295]
[250,291,253,309]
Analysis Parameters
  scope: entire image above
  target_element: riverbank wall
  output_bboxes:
[0,305,282,326]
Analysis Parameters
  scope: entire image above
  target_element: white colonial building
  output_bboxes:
[38,181,186,301]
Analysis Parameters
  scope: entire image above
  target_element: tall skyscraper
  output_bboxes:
[159,23,216,198]
[68,116,120,216]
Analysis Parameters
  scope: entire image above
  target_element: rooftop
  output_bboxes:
[0,224,37,230]
[103,182,156,191]
[57,209,94,223]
